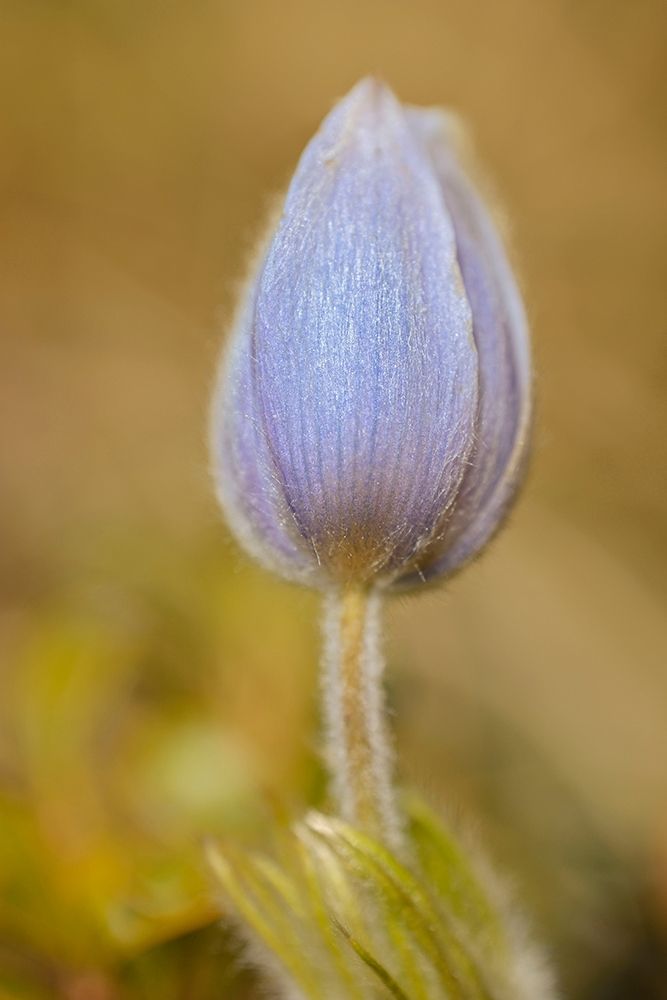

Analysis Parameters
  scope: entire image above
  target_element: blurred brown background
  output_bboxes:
[1,1,666,997]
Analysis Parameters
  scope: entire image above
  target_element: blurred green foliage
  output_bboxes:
[0,537,319,995]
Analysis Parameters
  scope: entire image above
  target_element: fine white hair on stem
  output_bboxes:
[321,586,403,854]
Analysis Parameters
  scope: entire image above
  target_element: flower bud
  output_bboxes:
[211,79,531,589]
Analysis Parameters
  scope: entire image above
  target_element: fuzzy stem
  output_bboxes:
[322,586,402,851]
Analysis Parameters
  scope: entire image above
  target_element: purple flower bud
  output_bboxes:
[211,79,531,589]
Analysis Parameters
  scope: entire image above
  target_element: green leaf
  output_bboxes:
[207,798,555,1000]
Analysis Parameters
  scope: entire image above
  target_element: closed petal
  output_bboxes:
[211,278,319,584]
[400,110,532,585]
[251,80,479,582]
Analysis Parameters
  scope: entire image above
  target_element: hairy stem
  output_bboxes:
[322,586,402,851]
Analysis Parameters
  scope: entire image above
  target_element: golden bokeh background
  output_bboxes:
[1,1,666,996]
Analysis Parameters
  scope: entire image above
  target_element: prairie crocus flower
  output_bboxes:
[211,75,533,843]
[211,78,531,592]
[209,83,555,999]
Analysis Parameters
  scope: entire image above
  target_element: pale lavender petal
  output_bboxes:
[250,80,478,581]
[211,278,319,583]
[399,110,532,585]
